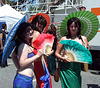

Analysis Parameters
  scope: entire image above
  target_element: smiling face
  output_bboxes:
[31,15,47,33]
[67,17,81,38]
[24,26,34,39]
[36,22,44,32]
[69,22,79,36]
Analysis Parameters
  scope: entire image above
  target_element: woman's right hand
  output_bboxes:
[37,49,43,57]
[62,57,71,62]
[60,55,71,62]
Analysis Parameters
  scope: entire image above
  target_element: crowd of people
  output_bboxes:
[0,11,91,88]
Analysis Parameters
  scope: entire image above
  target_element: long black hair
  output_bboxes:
[66,17,81,39]
[14,22,35,54]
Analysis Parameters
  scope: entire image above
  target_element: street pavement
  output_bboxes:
[0,58,100,88]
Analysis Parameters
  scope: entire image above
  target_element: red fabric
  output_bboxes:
[34,60,52,88]
[33,33,54,88]
[33,33,55,54]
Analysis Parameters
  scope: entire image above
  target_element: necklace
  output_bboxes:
[71,36,77,39]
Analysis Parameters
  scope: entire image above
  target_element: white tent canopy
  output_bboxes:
[0,4,24,32]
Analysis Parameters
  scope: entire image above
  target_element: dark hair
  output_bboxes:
[31,15,47,32]
[79,6,86,10]
[47,24,56,36]
[66,17,81,39]
[16,22,33,40]
[15,22,34,54]
[50,24,56,31]
[46,24,57,55]
[2,23,7,29]
[81,6,86,9]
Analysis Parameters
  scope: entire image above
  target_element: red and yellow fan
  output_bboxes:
[33,33,55,55]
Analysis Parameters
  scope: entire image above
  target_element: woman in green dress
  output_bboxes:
[55,17,89,88]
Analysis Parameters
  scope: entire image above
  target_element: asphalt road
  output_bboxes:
[0,58,100,88]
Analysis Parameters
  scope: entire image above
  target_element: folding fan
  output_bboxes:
[33,34,54,88]
[28,13,50,33]
[33,33,55,55]
[60,40,92,64]
[57,11,99,42]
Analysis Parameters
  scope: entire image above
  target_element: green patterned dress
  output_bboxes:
[59,40,82,88]
[59,62,81,88]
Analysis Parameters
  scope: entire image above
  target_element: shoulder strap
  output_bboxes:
[21,39,38,51]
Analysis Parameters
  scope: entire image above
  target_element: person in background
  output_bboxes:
[79,6,86,11]
[12,22,43,88]
[31,15,47,44]
[55,17,89,88]
[46,24,60,82]
[46,24,57,75]
[0,23,8,67]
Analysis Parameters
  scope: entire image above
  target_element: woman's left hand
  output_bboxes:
[47,50,54,56]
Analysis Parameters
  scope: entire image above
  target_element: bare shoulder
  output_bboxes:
[81,35,87,41]
[18,43,28,54]
[34,30,40,36]
[60,36,67,41]
[81,35,88,46]
[32,30,40,42]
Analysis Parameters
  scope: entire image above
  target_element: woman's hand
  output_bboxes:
[37,49,43,57]
[47,50,54,56]
[61,56,71,62]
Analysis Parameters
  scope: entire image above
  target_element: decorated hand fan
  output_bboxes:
[57,11,99,42]
[33,33,55,55]
[60,40,92,64]
[33,33,54,87]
